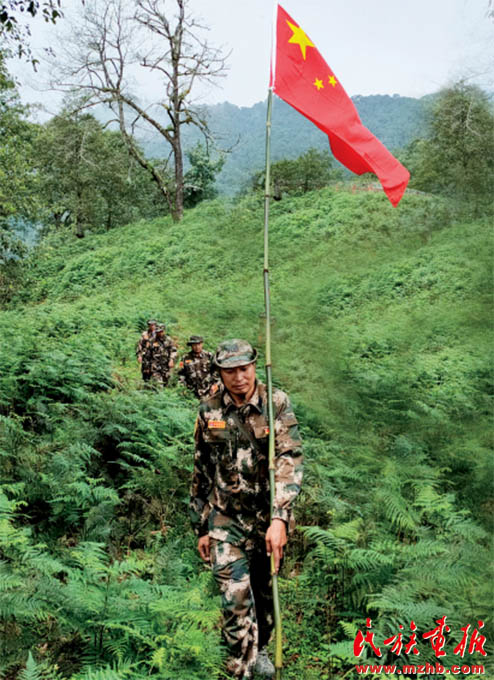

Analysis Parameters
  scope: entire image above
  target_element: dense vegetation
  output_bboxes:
[1,18,493,674]
[1,176,492,677]
[147,94,429,195]
[0,50,224,262]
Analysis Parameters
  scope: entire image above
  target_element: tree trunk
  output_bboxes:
[117,100,173,216]
[172,129,184,222]
[106,203,113,231]
[74,188,84,238]
[171,15,184,223]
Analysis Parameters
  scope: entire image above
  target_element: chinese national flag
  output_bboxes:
[270,5,410,207]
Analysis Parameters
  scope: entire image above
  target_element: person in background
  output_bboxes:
[136,319,157,382]
[147,324,178,386]
[177,335,219,399]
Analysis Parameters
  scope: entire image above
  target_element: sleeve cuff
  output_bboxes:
[272,507,290,525]
[192,513,210,537]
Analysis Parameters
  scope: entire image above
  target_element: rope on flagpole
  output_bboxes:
[263,87,283,680]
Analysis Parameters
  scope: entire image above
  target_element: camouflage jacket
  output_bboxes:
[177,349,217,398]
[144,335,178,374]
[190,382,303,543]
[136,330,154,365]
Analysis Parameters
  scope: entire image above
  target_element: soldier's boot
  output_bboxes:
[254,648,274,677]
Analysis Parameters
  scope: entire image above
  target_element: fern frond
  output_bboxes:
[18,652,42,680]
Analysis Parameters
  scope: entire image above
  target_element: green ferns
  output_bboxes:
[1,187,492,678]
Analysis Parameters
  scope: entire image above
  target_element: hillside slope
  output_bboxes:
[1,188,492,679]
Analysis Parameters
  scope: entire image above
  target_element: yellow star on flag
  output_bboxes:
[286,20,315,60]
[328,75,338,87]
[313,78,324,91]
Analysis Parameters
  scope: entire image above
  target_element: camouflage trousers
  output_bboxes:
[142,369,171,386]
[150,370,171,386]
[210,537,274,680]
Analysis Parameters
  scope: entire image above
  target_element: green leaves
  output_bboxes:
[0,55,41,294]
[33,112,167,237]
[184,143,224,208]
[252,147,341,198]
[405,82,494,213]
[19,652,43,680]
[1,178,493,677]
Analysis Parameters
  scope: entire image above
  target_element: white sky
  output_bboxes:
[192,0,494,103]
[10,0,494,112]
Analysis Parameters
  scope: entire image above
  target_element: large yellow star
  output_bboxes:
[314,78,324,91]
[286,20,315,60]
[328,75,338,87]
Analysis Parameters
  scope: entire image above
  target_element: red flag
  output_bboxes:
[270,5,410,207]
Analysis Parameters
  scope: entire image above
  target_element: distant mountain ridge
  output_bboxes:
[141,93,429,194]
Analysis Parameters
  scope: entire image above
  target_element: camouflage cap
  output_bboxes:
[187,335,204,345]
[214,339,258,368]
[156,324,166,332]
[147,319,158,325]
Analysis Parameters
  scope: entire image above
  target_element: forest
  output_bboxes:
[1,1,493,679]
[147,94,429,195]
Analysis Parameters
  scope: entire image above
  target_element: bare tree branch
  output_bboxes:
[48,0,228,221]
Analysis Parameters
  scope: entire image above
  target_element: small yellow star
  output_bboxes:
[328,75,338,87]
[287,20,315,60]
[314,78,324,91]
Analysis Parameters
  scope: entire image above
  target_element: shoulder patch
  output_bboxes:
[253,425,270,438]
[208,420,226,429]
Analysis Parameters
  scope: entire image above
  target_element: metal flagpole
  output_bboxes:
[263,86,283,679]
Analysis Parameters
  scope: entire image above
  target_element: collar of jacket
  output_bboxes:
[222,381,264,415]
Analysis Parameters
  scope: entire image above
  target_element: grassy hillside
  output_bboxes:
[1,187,492,679]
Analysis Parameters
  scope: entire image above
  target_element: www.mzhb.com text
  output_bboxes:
[355,662,485,675]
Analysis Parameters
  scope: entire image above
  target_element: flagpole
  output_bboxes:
[263,86,283,680]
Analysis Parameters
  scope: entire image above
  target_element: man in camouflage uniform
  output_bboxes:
[177,335,219,399]
[136,319,157,381]
[190,339,303,679]
[145,324,178,386]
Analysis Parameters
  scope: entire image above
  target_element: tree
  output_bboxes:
[405,82,494,213]
[0,55,36,301]
[50,0,227,221]
[183,143,224,208]
[34,111,166,237]
[0,54,40,224]
[252,148,342,199]
[0,0,62,62]
[0,54,39,258]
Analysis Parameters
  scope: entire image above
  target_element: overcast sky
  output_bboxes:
[11,0,494,112]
